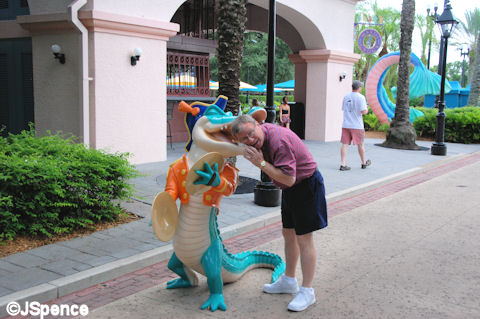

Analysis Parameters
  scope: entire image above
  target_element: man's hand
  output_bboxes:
[194,162,221,187]
[243,146,295,187]
[243,146,264,167]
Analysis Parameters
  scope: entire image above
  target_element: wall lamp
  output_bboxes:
[51,44,65,64]
[130,48,143,66]
[339,71,347,82]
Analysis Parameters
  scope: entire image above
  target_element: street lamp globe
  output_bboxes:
[435,1,458,38]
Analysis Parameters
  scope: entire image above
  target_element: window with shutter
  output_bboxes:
[0,0,8,10]
[0,0,29,20]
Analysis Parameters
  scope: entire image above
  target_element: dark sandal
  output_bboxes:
[340,165,351,171]
[361,159,371,169]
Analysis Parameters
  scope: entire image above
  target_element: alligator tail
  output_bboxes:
[223,249,286,283]
[210,209,285,283]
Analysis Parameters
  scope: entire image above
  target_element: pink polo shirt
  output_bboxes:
[260,123,317,189]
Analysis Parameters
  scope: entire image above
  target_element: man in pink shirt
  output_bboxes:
[232,115,327,312]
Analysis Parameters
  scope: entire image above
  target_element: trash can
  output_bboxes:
[288,102,305,139]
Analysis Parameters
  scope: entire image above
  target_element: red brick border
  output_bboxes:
[33,152,480,317]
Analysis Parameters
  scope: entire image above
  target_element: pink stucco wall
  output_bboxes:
[13,0,361,163]
[299,50,360,141]
[90,32,167,163]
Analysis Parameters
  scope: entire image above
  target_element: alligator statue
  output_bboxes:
[151,96,285,312]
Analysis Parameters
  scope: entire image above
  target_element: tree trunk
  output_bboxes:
[216,0,247,115]
[382,0,419,150]
[467,31,480,106]
[378,43,388,57]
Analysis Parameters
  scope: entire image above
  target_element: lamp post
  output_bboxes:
[253,0,281,207]
[426,3,439,70]
[460,44,470,87]
[244,34,257,105]
[431,0,458,156]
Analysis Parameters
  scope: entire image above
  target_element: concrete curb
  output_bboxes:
[326,153,467,204]
[0,244,172,318]
[0,152,471,317]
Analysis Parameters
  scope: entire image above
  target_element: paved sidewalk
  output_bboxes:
[1,138,480,318]
[48,151,480,318]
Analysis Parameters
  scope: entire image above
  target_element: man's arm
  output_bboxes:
[243,146,295,187]
[258,160,296,187]
[360,95,368,115]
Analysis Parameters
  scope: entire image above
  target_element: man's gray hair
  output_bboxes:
[352,80,363,90]
[231,114,257,138]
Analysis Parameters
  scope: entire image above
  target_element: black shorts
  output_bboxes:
[281,170,328,235]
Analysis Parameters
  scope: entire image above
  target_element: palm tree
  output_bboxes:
[468,31,480,106]
[376,6,402,55]
[216,0,247,115]
[240,33,294,86]
[452,8,480,83]
[382,0,419,150]
[415,13,439,67]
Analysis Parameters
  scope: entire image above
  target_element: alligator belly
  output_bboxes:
[173,197,211,269]
[222,268,246,283]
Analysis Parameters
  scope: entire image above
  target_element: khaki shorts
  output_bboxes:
[341,128,365,145]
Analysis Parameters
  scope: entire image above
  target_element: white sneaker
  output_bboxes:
[287,286,316,312]
[263,275,299,294]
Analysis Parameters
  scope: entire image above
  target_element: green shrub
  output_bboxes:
[412,107,436,139]
[239,94,291,107]
[363,107,389,131]
[0,128,138,241]
[363,112,380,131]
[240,94,290,119]
[365,106,480,144]
[410,96,424,107]
[414,106,480,143]
[378,123,390,132]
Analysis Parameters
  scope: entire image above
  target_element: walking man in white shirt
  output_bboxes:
[340,80,371,171]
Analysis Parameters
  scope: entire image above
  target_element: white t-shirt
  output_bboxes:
[342,92,367,129]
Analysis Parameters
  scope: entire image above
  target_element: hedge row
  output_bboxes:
[413,107,480,143]
[364,106,480,144]
[0,128,138,241]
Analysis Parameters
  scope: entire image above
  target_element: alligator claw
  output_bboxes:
[166,278,193,289]
[200,293,226,311]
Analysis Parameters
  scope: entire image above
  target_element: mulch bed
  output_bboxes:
[0,211,141,258]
